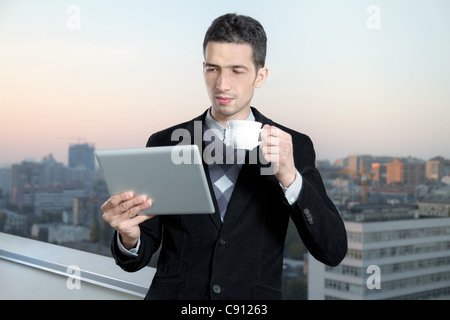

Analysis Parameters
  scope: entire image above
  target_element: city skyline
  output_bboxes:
[1,1,450,165]
[1,140,447,169]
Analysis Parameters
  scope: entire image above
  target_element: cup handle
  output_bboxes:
[253,128,264,148]
[258,128,264,140]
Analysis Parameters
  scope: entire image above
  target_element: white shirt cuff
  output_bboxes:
[116,232,140,257]
[280,170,303,205]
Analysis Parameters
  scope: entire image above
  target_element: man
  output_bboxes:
[102,13,347,300]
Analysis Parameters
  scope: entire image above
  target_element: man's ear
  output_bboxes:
[255,67,269,88]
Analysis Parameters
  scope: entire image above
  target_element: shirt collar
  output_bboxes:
[205,107,255,131]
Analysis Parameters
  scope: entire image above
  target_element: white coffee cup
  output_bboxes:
[227,120,263,150]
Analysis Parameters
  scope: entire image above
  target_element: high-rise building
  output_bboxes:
[10,161,44,205]
[426,157,445,181]
[11,161,44,189]
[308,205,450,300]
[68,143,95,171]
[348,155,371,179]
[386,158,425,185]
[386,159,404,184]
[371,163,386,185]
[41,154,66,185]
[0,167,12,196]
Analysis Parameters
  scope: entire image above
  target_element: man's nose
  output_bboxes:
[216,71,231,91]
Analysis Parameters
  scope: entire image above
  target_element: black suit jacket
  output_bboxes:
[111,107,347,300]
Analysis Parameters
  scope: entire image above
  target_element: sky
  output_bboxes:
[1,0,449,166]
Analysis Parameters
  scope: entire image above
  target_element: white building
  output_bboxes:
[31,223,90,244]
[308,206,450,300]
[33,187,87,218]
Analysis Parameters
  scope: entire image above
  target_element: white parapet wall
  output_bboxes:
[0,233,155,300]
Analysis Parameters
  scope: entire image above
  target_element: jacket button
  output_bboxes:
[218,238,226,246]
[213,285,221,294]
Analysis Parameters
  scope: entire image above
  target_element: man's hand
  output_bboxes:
[101,192,154,250]
[260,125,296,188]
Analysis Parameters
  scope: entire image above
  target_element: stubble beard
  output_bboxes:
[211,96,253,121]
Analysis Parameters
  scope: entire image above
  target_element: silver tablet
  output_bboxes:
[95,145,215,215]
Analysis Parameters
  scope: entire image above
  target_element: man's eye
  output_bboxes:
[206,67,217,72]
[233,70,243,74]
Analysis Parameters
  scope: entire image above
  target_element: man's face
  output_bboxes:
[203,42,268,124]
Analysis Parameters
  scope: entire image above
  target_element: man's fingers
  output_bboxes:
[260,125,294,166]
[132,214,155,225]
[118,195,148,213]
[102,192,153,223]
[104,200,153,229]
[125,198,153,218]
[261,125,279,157]
[261,125,281,147]
[115,197,152,221]
[101,191,134,211]
[261,145,279,156]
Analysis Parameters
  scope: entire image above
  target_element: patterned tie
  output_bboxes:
[203,126,244,221]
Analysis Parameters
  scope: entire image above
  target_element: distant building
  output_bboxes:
[11,161,44,205]
[0,167,12,196]
[31,223,90,244]
[442,175,450,186]
[68,143,95,171]
[11,161,44,189]
[333,158,348,168]
[417,200,450,217]
[365,186,415,205]
[11,183,86,217]
[386,158,425,185]
[33,184,87,218]
[348,155,370,179]
[308,205,450,300]
[41,154,66,185]
[73,194,109,226]
[341,155,394,182]
[371,162,387,185]
[416,185,450,217]
[425,157,445,181]
[0,209,27,236]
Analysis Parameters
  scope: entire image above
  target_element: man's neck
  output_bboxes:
[210,107,251,127]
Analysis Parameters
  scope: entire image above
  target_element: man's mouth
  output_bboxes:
[216,96,235,105]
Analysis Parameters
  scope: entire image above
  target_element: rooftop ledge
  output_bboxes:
[0,232,155,300]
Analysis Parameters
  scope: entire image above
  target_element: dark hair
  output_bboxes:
[203,13,267,70]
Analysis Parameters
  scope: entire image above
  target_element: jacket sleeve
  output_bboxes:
[111,216,162,272]
[110,133,164,272]
[290,134,348,267]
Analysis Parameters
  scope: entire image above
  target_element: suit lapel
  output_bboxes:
[184,111,223,231]
[202,161,223,231]
[220,160,257,230]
